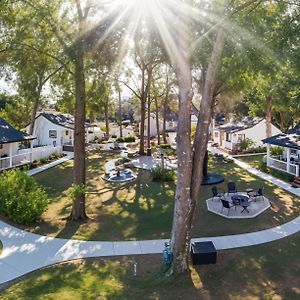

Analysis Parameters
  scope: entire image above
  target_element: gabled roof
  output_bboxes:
[39,113,92,130]
[219,117,263,133]
[262,122,300,150]
[0,118,35,144]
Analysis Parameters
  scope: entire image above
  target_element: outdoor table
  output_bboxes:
[246,188,253,196]
[231,194,250,213]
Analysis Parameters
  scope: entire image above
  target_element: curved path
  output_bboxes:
[1,217,300,286]
[1,151,299,286]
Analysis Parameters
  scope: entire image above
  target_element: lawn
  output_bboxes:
[1,232,299,299]
[237,154,295,183]
[4,149,298,241]
[236,154,265,169]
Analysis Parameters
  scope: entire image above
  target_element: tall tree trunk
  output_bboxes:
[118,89,122,138]
[155,96,160,145]
[169,27,226,275]
[105,95,110,139]
[139,69,146,155]
[147,92,151,151]
[162,73,170,144]
[69,39,88,221]
[266,95,272,137]
[29,80,43,135]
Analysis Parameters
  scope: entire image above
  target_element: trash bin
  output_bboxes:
[146,148,152,156]
[191,241,217,265]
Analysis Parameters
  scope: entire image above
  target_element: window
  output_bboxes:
[65,130,69,136]
[214,132,218,138]
[49,130,57,138]
[238,134,245,141]
[226,133,231,142]
[290,148,297,156]
[0,144,2,149]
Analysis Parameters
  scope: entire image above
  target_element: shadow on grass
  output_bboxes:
[1,233,300,299]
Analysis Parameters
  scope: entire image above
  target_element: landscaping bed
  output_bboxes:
[2,150,298,241]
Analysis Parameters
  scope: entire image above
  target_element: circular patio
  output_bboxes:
[206,192,271,219]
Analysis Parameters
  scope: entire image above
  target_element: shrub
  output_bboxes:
[159,144,171,149]
[257,161,294,182]
[251,146,267,153]
[111,134,117,138]
[115,157,131,166]
[124,136,135,142]
[66,184,85,202]
[238,138,255,151]
[150,166,176,182]
[270,146,282,156]
[116,137,125,142]
[0,169,48,224]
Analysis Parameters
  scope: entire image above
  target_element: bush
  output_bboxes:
[111,134,117,138]
[251,146,267,153]
[0,169,48,224]
[238,138,255,151]
[124,136,135,142]
[115,157,131,166]
[270,146,282,156]
[160,144,171,149]
[150,166,176,182]
[116,136,136,143]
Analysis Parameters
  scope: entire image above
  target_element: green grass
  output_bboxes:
[1,232,300,299]
[4,150,297,241]
[237,155,295,183]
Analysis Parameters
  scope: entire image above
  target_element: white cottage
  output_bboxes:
[139,113,164,137]
[0,117,36,171]
[26,112,103,149]
[262,122,300,177]
[213,117,282,151]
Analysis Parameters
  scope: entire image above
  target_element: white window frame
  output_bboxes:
[49,130,57,138]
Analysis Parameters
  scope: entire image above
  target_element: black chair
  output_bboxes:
[221,199,234,215]
[211,186,224,201]
[227,182,237,195]
[252,187,264,201]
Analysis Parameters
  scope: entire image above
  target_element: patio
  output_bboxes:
[206,192,271,219]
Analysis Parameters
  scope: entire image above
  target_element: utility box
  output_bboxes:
[191,241,217,265]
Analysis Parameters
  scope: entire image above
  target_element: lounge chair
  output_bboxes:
[221,199,234,215]
[252,187,264,201]
[211,186,224,201]
[227,181,237,195]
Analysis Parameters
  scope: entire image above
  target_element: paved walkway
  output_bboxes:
[0,217,299,285]
[28,152,74,176]
[0,148,299,286]
[131,155,177,170]
[208,145,300,197]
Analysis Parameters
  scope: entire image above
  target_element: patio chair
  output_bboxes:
[221,199,234,215]
[252,186,264,201]
[227,181,237,195]
[211,186,224,201]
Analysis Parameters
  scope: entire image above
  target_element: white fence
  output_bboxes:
[0,145,63,171]
[268,157,299,176]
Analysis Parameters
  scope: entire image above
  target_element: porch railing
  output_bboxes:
[268,157,299,176]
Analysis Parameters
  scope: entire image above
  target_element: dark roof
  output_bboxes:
[214,113,226,127]
[39,113,92,130]
[219,117,263,133]
[262,133,300,150]
[287,122,300,134]
[262,122,300,150]
[0,118,35,144]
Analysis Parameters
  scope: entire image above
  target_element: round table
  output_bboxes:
[231,194,250,213]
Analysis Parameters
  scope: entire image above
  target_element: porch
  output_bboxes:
[266,144,300,176]
[0,145,63,171]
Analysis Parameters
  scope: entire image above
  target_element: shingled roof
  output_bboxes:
[219,117,263,133]
[262,122,300,150]
[39,113,92,130]
[0,118,35,144]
